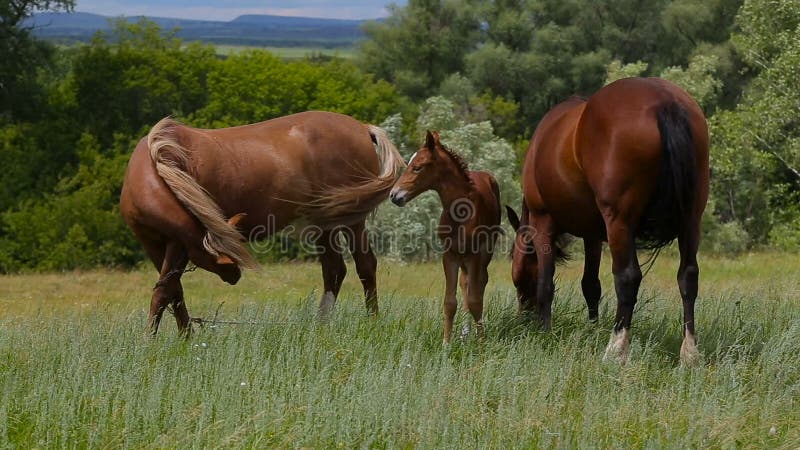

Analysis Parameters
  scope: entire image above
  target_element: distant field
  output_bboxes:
[214,44,356,59]
[1,252,799,447]
[55,41,357,60]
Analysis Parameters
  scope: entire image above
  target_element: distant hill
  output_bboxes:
[24,12,373,48]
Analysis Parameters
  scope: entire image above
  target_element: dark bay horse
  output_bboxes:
[120,111,405,334]
[390,131,502,343]
[506,78,709,365]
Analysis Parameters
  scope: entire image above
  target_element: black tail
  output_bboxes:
[637,101,697,250]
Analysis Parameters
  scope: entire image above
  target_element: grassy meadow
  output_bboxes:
[0,251,799,447]
[213,45,356,59]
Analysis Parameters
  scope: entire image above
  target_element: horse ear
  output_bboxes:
[506,205,521,231]
[425,130,436,150]
[217,254,236,265]
[227,213,246,228]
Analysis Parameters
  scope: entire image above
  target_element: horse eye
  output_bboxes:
[412,166,423,173]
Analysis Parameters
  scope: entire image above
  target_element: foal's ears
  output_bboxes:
[505,205,521,231]
[424,130,441,157]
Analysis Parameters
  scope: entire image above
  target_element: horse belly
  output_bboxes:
[541,180,604,238]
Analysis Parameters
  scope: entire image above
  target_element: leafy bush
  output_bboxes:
[0,135,141,272]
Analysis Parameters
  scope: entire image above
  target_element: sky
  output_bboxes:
[74,0,407,20]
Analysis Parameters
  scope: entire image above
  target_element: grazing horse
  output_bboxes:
[506,77,709,365]
[390,131,502,343]
[120,111,405,335]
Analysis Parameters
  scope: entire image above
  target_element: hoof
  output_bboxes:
[603,328,631,365]
[680,332,701,367]
[316,291,336,320]
[460,322,471,341]
[178,324,193,339]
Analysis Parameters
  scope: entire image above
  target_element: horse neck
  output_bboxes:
[433,164,473,210]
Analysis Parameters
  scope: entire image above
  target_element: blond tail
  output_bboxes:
[147,118,258,270]
[299,124,406,227]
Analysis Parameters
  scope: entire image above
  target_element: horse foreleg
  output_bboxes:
[603,218,641,365]
[149,241,189,336]
[317,230,347,319]
[582,239,603,322]
[532,216,557,330]
[442,253,459,345]
[678,220,701,366]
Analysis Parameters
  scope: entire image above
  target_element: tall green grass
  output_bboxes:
[0,253,798,447]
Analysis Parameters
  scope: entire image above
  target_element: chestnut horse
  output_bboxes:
[506,78,709,365]
[390,131,502,343]
[120,111,405,334]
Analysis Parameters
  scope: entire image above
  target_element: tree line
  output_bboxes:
[0,0,798,272]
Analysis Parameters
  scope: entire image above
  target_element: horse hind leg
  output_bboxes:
[602,216,642,365]
[677,219,701,366]
[344,221,379,316]
[458,269,471,339]
[465,253,491,341]
[459,270,469,309]
[317,230,347,319]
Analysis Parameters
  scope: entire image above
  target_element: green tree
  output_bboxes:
[361,0,744,140]
[192,50,408,127]
[0,134,141,272]
[0,0,75,121]
[359,0,482,99]
[66,20,217,143]
[710,0,800,247]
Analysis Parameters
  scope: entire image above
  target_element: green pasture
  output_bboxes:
[0,252,798,447]
[213,45,356,59]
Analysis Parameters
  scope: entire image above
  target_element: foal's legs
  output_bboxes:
[317,230,347,318]
[678,219,702,366]
[344,220,379,315]
[582,239,603,322]
[442,252,459,344]
[459,270,469,310]
[465,251,491,340]
[602,218,641,364]
[148,241,190,336]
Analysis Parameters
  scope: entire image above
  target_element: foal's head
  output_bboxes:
[390,131,466,206]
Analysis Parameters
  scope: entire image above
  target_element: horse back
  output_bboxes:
[469,170,502,228]
[174,112,380,228]
[124,111,383,237]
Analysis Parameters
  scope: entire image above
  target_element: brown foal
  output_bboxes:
[390,131,502,343]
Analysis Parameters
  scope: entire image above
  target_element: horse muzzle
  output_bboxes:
[389,189,408,206]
